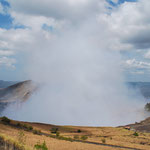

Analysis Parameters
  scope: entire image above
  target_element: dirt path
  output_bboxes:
[39,131,141,150]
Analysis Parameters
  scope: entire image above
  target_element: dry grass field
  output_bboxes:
[1,117,150,150]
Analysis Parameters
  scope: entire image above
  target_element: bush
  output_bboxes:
[74,135,79,140]
[81,135,88,141]
[101,138,106,144]
[34,141,48,150]
[16,123,21,127]
[51,128,58,134]
[58,136,73,142]
[56,132,60,137]
[22,124,33,131]
[1,116,11,124]
[33,129,42,135]
[28,125,33,131]
[77,129,81,133]
[23,124,28,129]
[133,132,139,136]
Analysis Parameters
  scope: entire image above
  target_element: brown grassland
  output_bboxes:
[1,117,150,150]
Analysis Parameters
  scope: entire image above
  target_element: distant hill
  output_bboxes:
[0,80,18,88]
[125,116,150,133]
[0,80,37,114]
[128,82,150,99]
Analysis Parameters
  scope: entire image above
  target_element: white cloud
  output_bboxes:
[131,71,144,75]
[0,28,34,52]
[0,50,14,56]
[8,0,108,23]
[124,59,150,69]
[0,57,16,69]
[144,50,150,59]
[5,0,150,52]
[100,0,150,50]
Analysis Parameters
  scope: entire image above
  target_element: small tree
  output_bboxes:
[77,129,81,133]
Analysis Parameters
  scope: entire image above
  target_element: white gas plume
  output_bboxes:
[2,0,148,126]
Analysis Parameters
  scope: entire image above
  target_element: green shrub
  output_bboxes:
[51,128,58,134]
[28,125,33,131]
[16,123,21,127]
[81,135,88,141]
[58,136,73,142]
[101,138,106,144]
[77,129,81,133]
[22,124,33,131]
[133,132,139,136]
[56,132,60,137]
[74,135,79,140]
[23,124,28,129]
[33,129,41,135]
[1,116,11,124]
[34,141,48,150]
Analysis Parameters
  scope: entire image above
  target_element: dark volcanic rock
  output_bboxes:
[124,117,150,133]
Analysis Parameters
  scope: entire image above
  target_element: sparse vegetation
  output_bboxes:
[56,131,60,137]
[28,125,33,131]
[0,133,31,150]
[133,132,139,136]
[81,135,88,141]
[33,129,41,135]
[16,123,33,131]
[51,128,58,134]
[77,129,81,133]
[1,118,150,150]
[17,131,26,145]
[34,141,48,150]
[58,136,73,142]
[101,138,106,144]
[74,135,79,140]
[17,123,21,127]
[49,134,73,142]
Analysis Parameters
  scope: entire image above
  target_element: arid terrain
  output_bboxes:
[1,117,150,150]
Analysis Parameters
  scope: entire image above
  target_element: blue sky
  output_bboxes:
[0,0,150,82]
